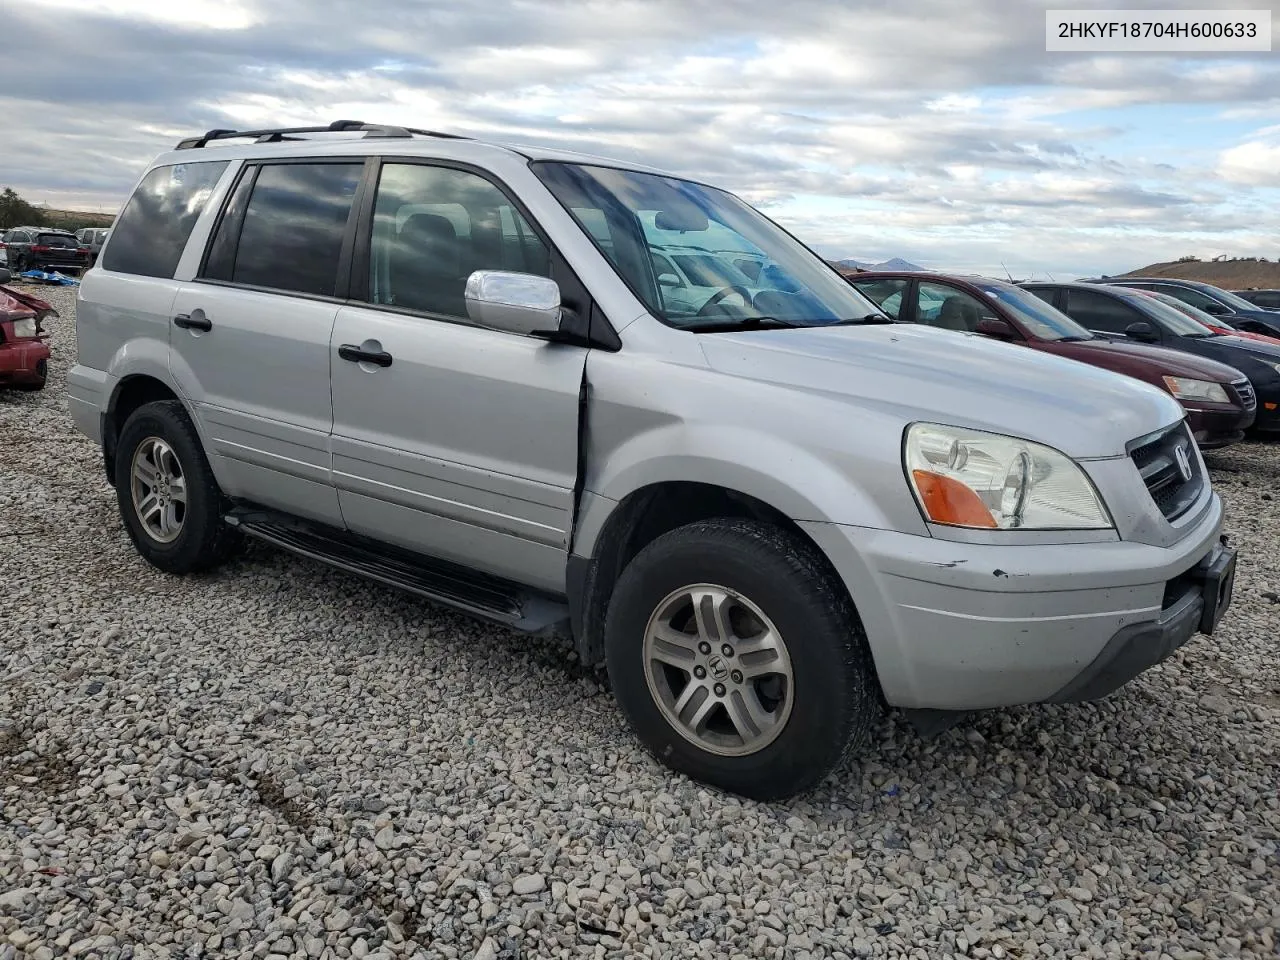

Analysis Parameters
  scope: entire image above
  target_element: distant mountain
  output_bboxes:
[834,257,924,272]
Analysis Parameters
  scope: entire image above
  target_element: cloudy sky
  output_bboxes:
[2,0,1278,278]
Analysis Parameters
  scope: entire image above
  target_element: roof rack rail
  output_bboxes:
[174,120,468,150]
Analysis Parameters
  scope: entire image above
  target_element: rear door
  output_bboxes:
[329,159,587,591]
[169,159,366,526]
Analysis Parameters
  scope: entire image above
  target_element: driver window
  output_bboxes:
[915,282,989,332]
[367,163,549,320]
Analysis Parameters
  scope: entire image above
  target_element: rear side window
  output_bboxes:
[851,278,908,319]
[207,162,362,298]
[1064,289,1143,333]
[102,161,228,278]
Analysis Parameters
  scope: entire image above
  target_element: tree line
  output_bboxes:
[0,187,46,229]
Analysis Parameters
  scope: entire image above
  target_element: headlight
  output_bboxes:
[1161,376,1229,403]
[904,423,1113,530]
[10,317,36,339]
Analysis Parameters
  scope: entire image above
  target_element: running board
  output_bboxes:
[225,509,570,634]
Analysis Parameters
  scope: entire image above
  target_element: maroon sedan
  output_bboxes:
[848,272,1255,449]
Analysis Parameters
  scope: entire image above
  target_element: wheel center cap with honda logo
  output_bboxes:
[707,655,730,682]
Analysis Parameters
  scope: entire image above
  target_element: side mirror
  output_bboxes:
[975,316,1019,339]
[658,273,682,287]
[464,270,563,337]
[1125,321,1159,343]
[0,268,10,284]
[1202,302,1229,315]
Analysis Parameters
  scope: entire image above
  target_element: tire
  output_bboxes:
[114,399,238,574]
[16,358,47,391]
[604,518,880,800]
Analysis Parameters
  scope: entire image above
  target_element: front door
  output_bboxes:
[170,159,366,526]
[330,160,587,592]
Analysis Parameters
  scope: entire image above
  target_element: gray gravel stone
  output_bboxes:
[2,284,1279,958]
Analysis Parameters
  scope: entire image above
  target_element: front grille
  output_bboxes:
[1129,422,1204,521]
[1230,378,1256,410]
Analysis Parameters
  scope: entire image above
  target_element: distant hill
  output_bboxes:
[1113,258,1280,291]
[832,257,924,274]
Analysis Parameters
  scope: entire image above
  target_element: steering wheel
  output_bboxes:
[696,285,754,317]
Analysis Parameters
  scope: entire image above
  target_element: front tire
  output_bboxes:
[604,519,880,800]
[114,400,237,574]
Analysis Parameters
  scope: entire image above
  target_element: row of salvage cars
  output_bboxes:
[848,273,1280,450]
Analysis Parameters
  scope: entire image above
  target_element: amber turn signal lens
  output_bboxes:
[911,469,998,528]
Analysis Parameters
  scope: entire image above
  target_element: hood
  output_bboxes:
[1210,333,1280,360]
[698,323,1183,459]
[0,284,55,323]
[1064,337,1246,382]
[1232,307,1280,323]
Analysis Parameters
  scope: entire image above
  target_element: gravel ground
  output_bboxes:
[1,284,1278,960]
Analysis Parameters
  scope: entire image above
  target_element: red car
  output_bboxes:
[0,268,53,390]
[849,272,1255,449]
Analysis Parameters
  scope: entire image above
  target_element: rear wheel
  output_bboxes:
[605,518,880,800]
[114,400,238,573]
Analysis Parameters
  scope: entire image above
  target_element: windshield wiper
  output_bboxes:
[690,316,803,332]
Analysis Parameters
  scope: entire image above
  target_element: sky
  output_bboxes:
[1,0,1278,278]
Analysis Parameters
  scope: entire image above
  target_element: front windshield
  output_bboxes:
[971,280,1091,341]
[1118,291,1217,336]
[532,161,884,329]
[1147,290,1231,328]
[1204,286,1264,312]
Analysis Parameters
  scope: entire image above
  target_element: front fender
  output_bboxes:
[575,422,928,560]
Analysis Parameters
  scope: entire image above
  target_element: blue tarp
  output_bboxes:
[18,270,80,286]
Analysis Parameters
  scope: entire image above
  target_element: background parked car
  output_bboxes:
[75,227,111,266]
[1026,281,1280,434]
[0,267,52,389]
[1,226,90,274]
[1090,277,1280,337]
[851,272,1255,449]
[1135,289,1280,347]
[1234,289,1280,310]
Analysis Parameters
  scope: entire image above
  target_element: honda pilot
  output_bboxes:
[68,121,1237,799]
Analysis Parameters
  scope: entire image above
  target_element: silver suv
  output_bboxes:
[68,121,1236,799]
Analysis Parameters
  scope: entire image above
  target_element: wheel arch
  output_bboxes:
[103,374,186,485]
[567,479,868,671]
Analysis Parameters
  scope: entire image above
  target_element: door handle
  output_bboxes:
[174,313,212,332]
[338,344,393,368]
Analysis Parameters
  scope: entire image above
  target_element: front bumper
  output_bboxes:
[800,491,1228,710]
[0,338,50,386]
[1184,402,1253,448]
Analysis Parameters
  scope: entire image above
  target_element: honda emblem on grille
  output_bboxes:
[1174,443,1193,482]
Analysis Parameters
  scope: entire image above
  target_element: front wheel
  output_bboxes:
[604,519,880,800]
[114,400,238,574]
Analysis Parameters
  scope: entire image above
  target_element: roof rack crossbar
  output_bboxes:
[175,120,469,150]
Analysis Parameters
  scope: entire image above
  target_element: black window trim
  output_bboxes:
[346,154,619,350]
[195,156,372,304]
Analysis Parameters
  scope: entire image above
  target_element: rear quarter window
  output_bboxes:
[102,160,229,278]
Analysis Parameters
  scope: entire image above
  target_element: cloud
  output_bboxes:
[1,0,1278,277]
[1218,140,1280,186]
